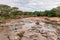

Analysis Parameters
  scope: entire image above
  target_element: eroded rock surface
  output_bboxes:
[0,17,60,40]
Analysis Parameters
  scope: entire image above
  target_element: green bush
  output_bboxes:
[0,16,5,22]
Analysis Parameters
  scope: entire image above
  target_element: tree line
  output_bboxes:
[0,4,60,22]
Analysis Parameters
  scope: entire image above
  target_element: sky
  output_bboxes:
[0,0,60,11]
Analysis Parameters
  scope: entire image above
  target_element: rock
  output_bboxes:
[0,17,60,40]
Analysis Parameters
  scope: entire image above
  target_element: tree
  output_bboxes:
[44,10,50,16]
[44,9,56,17]
[33,11,40,17]
[55,6,60,17]
[49,9,56,17]
[0,4,11,18]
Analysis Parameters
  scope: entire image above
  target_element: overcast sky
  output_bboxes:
[0,0,60,11]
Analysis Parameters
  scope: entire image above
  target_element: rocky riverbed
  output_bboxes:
[0,17,60,40]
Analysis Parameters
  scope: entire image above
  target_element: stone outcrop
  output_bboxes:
[0,17,60,40]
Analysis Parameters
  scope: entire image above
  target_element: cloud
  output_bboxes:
[0,0,60,11]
